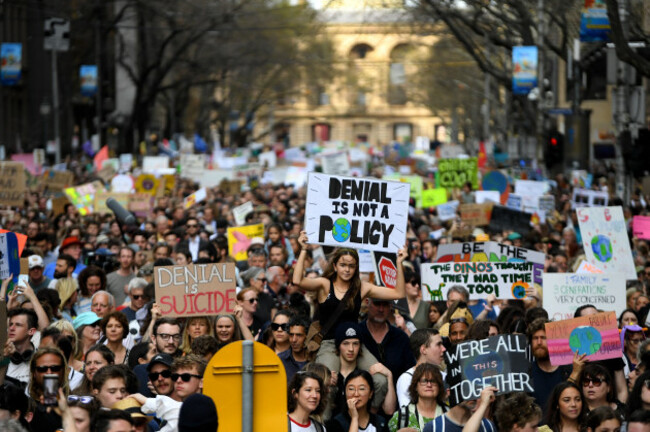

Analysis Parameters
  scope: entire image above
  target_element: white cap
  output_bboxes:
[28,255,44,269]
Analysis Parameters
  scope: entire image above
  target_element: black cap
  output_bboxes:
[146,353,173,372]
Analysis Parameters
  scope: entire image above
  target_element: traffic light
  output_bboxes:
[544,129,564,170]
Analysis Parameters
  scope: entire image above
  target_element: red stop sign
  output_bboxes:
[378,256,397,288]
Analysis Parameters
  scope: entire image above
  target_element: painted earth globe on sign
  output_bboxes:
[569,326,602,356]
[332,217,351,242]
[590,235,613,262]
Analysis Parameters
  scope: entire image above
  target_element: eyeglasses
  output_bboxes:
[187,224,198,228]
[256,277,267,283]
[68,395,94,404]
[149,370,172,381]
[132,295,144,300]
[271,323,289,332]
[156,333,181,342]
[35,364,63,373]
[409,279,420,285]
[171,373,202,382]
[247,298,258,304]
[629,338,644,344]
[418,378,438,386]
[582,377,604,387]
[450,318,468,325]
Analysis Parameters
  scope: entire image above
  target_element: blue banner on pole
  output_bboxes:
[0,43,22,86]
[80,65,98,97]
[512,46,538,95]
[579,1,610,42]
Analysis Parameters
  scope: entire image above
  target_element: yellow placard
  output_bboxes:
[135,174,160,195]
[227,224,264,261]
[421,188,448,208]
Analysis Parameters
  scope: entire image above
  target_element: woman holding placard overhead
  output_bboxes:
[293,231,407,409]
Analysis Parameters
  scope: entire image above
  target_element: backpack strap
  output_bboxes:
[313,419,324,432]
[399,405,410,428]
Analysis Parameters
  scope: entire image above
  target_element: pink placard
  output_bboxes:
[633,215,650,240]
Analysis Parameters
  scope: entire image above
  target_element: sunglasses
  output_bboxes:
[171,373,202,382]
[271,323,289,332]
[68,395,94,404]
[36,365,63,373]
[582,377,604,387]
[149,370,172,381]
[132,295,144,300]
[247,298,258,304]
[187,224,198,228]
[257,277,267,283]
[450,318,468,325]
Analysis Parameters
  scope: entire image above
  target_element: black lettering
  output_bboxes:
[329,178,341,199]
[318,216,333,242]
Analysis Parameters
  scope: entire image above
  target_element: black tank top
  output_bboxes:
[316,280,362,340]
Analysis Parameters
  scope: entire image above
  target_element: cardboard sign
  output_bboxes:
[438,200,459,221]
[577,206,636,279]
[460,203,491,226]
[232,201,254,226]
[545,312,621,366]
[438,157,478,190]
[0,232,20,279]
[304,173,410,253]
[63,181,104,216]
[0,162,26,207]
[421,261,534,301]
[180,154,205,179]
[183,188,207,210]
[572,188,608,208]
[633,215,650,240]
[435,241,545,285]
[373,251,398,288]
[489,205,531,234]
[321,151,350,176]
[219,179,244,196]
[445,334,532,407]
[42,169,74,191]
[94,192,130,215]
[421,188,447,208]
[154,263,237,318]
[542,273,626,321]
[128,194,154,218]
[51,195,69,216]
[227,224,265,261]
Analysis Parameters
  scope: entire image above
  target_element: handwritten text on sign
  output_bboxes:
[421,261,533,301]
[155,263,237,317]
[445,334,532,407]
[545,311,621,366]
[304,173,410,252]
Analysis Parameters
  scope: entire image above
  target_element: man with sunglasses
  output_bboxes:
[177,217,209,262]
[146,353,175,398]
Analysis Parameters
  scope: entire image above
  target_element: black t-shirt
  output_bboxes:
[316,280,361,340]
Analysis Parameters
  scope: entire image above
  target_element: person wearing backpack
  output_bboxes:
[288,371,327,432]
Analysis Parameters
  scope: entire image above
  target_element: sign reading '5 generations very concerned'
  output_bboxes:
[304,173,410,252]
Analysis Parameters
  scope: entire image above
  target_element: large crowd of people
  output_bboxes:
[1,158,650,432]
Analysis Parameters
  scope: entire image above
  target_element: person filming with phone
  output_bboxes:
[28,346,69,432]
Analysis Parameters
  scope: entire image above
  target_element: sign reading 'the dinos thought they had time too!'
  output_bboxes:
[304,173,410,253]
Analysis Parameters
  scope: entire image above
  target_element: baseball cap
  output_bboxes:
[28,255,44,269]
[147,353,173,372]
[73,311,101,330]
[60,236,83,250]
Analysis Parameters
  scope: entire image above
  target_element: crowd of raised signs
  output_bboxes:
[1,148,650,432]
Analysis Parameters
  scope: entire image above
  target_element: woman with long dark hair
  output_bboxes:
[542,382,587,432]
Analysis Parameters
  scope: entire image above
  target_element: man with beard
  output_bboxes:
[278,316,309,384]
[44,236,86,278]
[527,318,577,413]
[48,253,76,288]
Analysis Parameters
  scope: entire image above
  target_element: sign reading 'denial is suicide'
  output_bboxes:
[445,334,532,407]
[542,273,626,322]
[421,262,534,302]
[155,263,237,318]
[305,173,410,252]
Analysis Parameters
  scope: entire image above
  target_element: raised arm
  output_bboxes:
[363,245,408,301]
[22,283,50,330]
[292,231,328,293]
[234,305,254,341]
[462,386,496,432]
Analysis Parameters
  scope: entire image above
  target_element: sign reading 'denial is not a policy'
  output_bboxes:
[155,263,237,318]
[304,173,410,252]
[445,334,532,407]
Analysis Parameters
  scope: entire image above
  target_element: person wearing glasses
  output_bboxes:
[146,353,175,398]
[73,311,102,362]
[241,266,274,326]
[578,364,626,418]
[622,325,646,376]
[28,346,69,432]
[177,217,209,262]
[268,310,293,355]
[236,288,264,338]
[106,247,136,306]
[67,394,100,432]
[389,363,446,431]
[152,318,183,357]
[121,277,149,323]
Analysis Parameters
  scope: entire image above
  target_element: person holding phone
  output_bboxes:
[28,346,69,432]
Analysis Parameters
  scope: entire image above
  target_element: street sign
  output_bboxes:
[203,341,287,432]
[44,18,70,52]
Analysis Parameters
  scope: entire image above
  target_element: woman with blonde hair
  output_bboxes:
[180,316,214,354]
[55,278,78,323]
[214,309,254,351]
[47,320,84,372]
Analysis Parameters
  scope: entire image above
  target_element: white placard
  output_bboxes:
[259,151,277,168]
[321,151,350,176]
[111,174,134,193]
[285,166,308,188]
[142,156,170,174]
[437,200,459,221]
[183,187,207,209]
[0,234,10,279]
[304,172,410,253]
[180,154,205,179]
[119,154,133,172]
[543,273,626,321]
[572,188,609,208]
[506,194,523,211]
[232,201,254,226]
[358,249,374,273]
[476,190,500,204]
[577,206,636,279]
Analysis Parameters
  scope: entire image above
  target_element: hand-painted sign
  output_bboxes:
[633,215,650,240]
[489,206,531,234]
[459,203,492,226]
[438,157,478,190]
[305,173,410,252]
[0,162,26,207]
[227,224,264,261]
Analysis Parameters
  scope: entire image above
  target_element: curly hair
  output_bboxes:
[100,311,129,340]
[495,392,542,432]
[407,363,445,406]
[77,266,106,297]
[287,371,326,416]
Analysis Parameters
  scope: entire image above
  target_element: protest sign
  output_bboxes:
[572,188,608,208]
[545,312,621,366]
[64,181,103,216]
[97,163,117,183]
[633,216,650,240]
[421,188,447,208]
[180,154,205,179]
[489,205,531,234]
[0,232,20,280]
[219,179,244,195]
[373,251,398,289]
[0,229,27,257]
[543,273,626,321]
[285,165,308,187]
[227,224,264,261]
[383,174,423,207]
[476,190,500,204]
[258,150,277,168]
[514,179,549,197]
[305,173,410,253]
[445,334,532,407]
[358,249,374,273]
[183,187,207,210]
[232,201,254,226]
[437,157,478,190]
[111,174,134,193]
[576,260,604,274]
[51,195,69,216]
[460,203,491,226]
[321,151,350,176]
[482,170,510,204]
[421,261,534,301]
[134,174,160,195]
[577,206,636,279]
[233,163,263,183]
[94,192,130,215]
[435,241,545,285]
[154,263,237,318]
[506,194,522,211]
[538,195,555,214]
[437,200,459,221]
[42,169,74,191]
[128,194,154,218]
[142,156,170,174]
[0,162,25,207]
[119,154,133,172]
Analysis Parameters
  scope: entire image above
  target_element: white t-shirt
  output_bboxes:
[289,417,327,432]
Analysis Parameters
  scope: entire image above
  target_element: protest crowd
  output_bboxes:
[1,144,650,432]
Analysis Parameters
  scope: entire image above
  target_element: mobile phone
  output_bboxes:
[43,374,59,406]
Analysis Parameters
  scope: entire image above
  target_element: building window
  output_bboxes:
[394,123,412,142]
[357,92,366,106]
[312,123,331,142]
[388,44,413,105]
[350,43,373,60]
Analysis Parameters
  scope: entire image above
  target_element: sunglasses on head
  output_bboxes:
[36,364,63,373]
[582,376,604,387]
[68,395,94,404]
[149,370,172,381]
[271,323,289,332]
[171,373,202,382]
[450,317,468,325]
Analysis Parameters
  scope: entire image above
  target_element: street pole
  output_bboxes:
[536,0,546,164]
[95,0,103,153]
[615,0,630,201]
[483,39,491,142]
[52,47,61,164]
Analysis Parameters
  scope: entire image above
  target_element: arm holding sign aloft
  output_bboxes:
[462,386,497,432]
[568,351,588,383]
[363,245,408,301]
[21,282,49,330]
[142,303,162,343]
[293,231,329,294]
